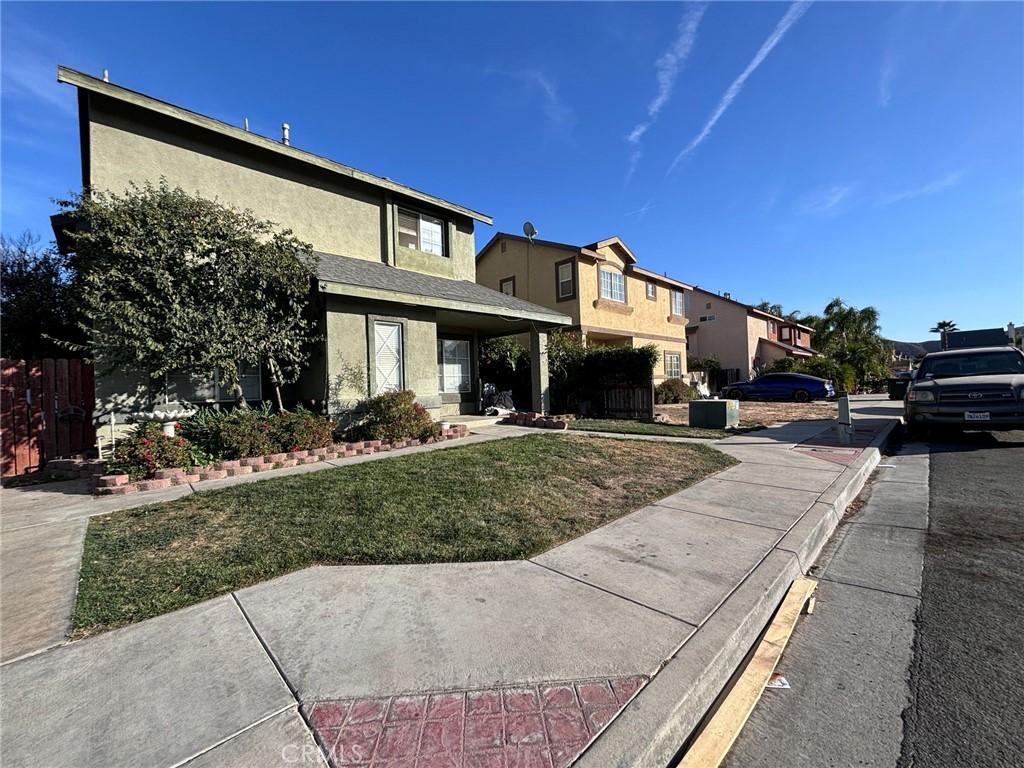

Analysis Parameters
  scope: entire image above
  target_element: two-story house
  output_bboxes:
[685,286,816,380]
[475,234,691,382]
[55,67,570,436]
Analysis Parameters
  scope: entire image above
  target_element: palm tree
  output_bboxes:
[929,320,958,350]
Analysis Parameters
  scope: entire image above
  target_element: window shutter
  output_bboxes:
[374,322,403,393]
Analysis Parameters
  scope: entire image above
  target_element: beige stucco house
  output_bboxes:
[476,234,691,382]
[684,286,816,381]
[55,66,569,440]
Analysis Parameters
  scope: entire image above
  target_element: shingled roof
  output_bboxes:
[313,252,571,324]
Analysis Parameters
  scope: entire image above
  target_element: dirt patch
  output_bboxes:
[656,400,837,428]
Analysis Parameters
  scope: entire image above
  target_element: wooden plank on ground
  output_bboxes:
[676,577,818,768]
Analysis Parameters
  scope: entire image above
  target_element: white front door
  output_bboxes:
[374,321,403,394]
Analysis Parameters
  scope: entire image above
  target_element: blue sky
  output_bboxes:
[2,1,1022,341]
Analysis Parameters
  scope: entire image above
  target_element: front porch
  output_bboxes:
[314,251,571,418]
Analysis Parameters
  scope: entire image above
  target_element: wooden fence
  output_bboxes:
[600,383,655,420]
[1,359,95,477]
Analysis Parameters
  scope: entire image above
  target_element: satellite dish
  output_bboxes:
[523,221,537,242]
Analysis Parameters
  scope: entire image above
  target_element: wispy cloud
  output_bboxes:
[624,200,654,219]
[879,54,895,108]
[625,4,706,182]
[798,183,854,215]
[880,171,965,205]
[668,0,812,173]
[527,70,575,129]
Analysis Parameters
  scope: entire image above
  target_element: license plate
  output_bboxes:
[965,412,990,421]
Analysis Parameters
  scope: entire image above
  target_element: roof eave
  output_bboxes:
[316,279,571,326]
[57,66,493,226]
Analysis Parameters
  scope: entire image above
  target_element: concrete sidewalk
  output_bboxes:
[0,399,902,767]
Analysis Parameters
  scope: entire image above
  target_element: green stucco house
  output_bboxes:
[54,66,568,443]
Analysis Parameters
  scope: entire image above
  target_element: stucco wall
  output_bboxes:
[476,238,581,321]
[86,95,477,277]
[686,289,756,376]
[324,296,440,415]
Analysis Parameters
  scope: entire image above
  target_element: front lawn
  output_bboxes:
[569,418,752,439]
[73,434,735,637]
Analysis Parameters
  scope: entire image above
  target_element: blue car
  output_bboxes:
[724,373,835,402]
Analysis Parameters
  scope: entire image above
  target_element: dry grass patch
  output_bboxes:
[73,434,735,637]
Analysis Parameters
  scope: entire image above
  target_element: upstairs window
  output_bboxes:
[499,277,516,296]
[555,259,575,300]
[398,209,445,257]
[781,326,792,341]
[646,282,657,300]
[671,290,685,317]
[599,268,626,303]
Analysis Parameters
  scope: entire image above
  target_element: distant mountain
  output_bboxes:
[887,339,942,359]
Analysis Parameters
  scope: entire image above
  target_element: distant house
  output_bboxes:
[475,234,691,382]
[684,287,816,381]
[55,66,569,441]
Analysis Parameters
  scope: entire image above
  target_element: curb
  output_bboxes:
[573,418,901,768]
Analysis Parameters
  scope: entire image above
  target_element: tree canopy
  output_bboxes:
[59,181,320,406]
[929,320,959,334]
[0,232,85,359]
[800,298,891,388]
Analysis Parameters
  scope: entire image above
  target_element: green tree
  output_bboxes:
[929,320,958,350]
[755,300,804,322]
[800,298,891,390]
[59,181,320,408]
[0,231,85,358]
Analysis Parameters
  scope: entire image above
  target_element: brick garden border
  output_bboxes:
[91,425,470,496]
[503,412,573,430]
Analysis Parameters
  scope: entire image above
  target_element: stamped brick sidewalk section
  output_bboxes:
[304,675,646,767]
[792,421,888,466]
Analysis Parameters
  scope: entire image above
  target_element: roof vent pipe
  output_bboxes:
[281,123,290,146]
[244,117,250,132]
[102,69,109,82]
[724,292,731,299]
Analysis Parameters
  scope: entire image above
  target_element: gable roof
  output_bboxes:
[313,251,570,325]
[476,232,602,261]
[760,337,816,357]
[57,66,492,225]
[584,236,637,264]
[689,286,814,331]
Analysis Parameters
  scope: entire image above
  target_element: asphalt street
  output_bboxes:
[899,429,1024,768]
[723,426,1023,768]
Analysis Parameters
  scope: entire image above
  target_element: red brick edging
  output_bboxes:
[93,425,470,496]
[502,412,573,431]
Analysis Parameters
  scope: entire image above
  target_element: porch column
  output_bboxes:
[530,329,550,414]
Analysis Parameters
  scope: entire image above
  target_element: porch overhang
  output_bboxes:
[317,279,570,330]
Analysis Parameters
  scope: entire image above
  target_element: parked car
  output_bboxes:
[725,373,835,402]
[887,371,915,400]
[905,346,1024,435]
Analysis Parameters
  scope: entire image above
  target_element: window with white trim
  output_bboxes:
[665,352,682,379]
[397,209,445,256]
[671,289,685,316]
[437,338,471,393]
[499,277,515,296]
[599,268,626,303]
[698,314,716,322]
[374,321,404,394]
[646,281,657,300]
[166,365,261,404]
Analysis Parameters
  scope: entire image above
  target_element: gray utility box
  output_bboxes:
[689,399,740,429]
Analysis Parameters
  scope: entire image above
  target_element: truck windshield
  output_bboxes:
[918,351,1024,378]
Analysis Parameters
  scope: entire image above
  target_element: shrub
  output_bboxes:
[107,421,204,480]
[352,390,440,443]
[178,404,335,459]
[269,407,334,452]
[655,378,697,404]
